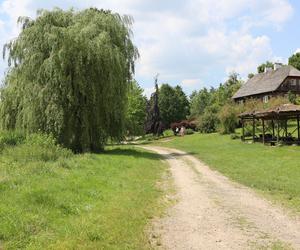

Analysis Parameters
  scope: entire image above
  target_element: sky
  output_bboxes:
[0,0,300,97]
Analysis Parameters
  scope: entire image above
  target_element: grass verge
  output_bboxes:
[0,133,166,249]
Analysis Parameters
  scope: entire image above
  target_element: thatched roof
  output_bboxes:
[267,103,300,113]
[233,65,300,99]
[239,104,300,119]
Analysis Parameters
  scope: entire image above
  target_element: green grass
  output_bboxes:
[0,136,166,249]
[153,133,300,212]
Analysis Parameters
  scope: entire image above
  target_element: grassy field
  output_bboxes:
[153,132,300,212]
[0,133,166,249]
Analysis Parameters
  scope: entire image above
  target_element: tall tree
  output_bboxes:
[288,52,300,70]
[0,8,138,152]
[174,85,190,118]
[125,80,147,136]
[189,88,211,117]
[145,76,164,135]
[158,84,189,127]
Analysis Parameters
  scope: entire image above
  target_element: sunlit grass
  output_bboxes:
[0,136,166,249]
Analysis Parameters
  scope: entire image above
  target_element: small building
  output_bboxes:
[233,64,300,103]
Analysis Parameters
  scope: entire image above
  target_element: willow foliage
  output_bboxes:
[0,8,138,152]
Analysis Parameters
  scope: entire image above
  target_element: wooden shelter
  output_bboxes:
[239,104,300,145]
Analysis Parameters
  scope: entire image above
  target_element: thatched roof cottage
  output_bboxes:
[233,64,300,103]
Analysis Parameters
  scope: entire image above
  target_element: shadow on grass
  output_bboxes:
[105,146,198,162]
[103,148,164,161]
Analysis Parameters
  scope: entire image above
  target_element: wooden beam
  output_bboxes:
[242,118,245,141]
[277,119,280,144]
[272,120,275,137]
[262,119,265,144]
[297,115,300,141]
[252,117,256,143]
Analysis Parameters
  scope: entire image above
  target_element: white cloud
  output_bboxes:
[132,0,294,91]
[262,0,294,28]
[0,0,34,36]
[182,79,201,87]
[224,34,273,75]
[0,0,295,93]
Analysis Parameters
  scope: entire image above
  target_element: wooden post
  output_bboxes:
[297,115,300,141]
[285,120,288,137]
[272,120,275,138]
[252,117,256,143]
[242,118,245,141]
[277,119,280,144]
[262,119,265,144]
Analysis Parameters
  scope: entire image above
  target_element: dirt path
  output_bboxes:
[142,146,300,250]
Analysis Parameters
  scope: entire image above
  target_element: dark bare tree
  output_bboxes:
[145,74,164,136]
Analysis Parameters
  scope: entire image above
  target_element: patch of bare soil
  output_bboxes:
[142,146,300,250]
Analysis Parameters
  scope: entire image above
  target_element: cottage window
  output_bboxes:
[263,95,269,103]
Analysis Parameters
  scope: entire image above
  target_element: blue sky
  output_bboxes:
[0,0,299,97]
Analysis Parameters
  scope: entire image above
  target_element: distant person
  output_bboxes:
[179,126,186,136]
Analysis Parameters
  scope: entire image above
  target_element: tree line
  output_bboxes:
[128,52,300,137]
[2,8,300,152]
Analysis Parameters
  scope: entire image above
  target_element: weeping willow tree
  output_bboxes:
[0,8,138,152]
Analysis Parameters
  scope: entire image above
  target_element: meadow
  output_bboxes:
[0,132,166,249]
[153,132,300,212]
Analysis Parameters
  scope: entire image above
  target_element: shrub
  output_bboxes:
[288,91,297,104]
[243,123,253,137]
[197,110,219,133]
[185,129,194,135]
[2,133,72,163]
[218,103,239,134]
[0,130,26,146]
[163,129,174,137]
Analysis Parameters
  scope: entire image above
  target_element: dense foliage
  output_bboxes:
[0,8,138,152]
[218,103,239,134]
[125,81,147,136]
[158,84,189,128]
[197,106,219,133]
[189,88,211,117]
[189,73,242,133]
[289,52,300,70]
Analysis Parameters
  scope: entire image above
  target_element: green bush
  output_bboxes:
[288,91,297,104]
[0,130,26,146]
[243,124,253,137]
[2,133,72,163]
[197,109,219,133]
[163,129,174,137]
[186,129,194,135]
[218,103,239,134]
